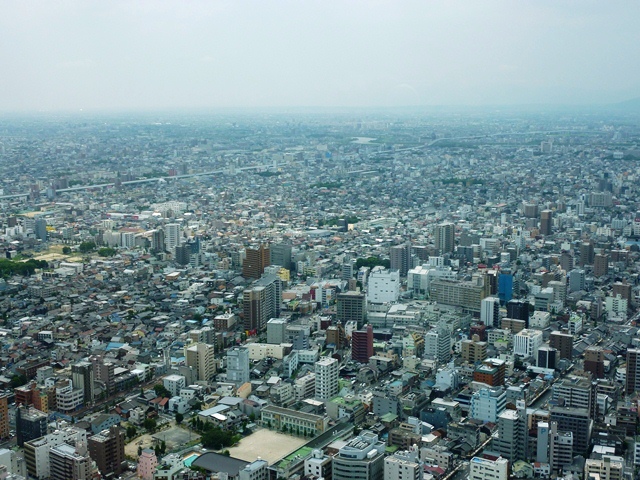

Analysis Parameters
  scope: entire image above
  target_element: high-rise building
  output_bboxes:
[549,406,592,455]
[337,291,366,327]
[540,210,553,236]
[366,267,400,304]
[513,329,543,358]
[315,357,339,402]
[270,242,292,271]
[87,425,125,478]
[0,395,8,440]
[551,376,596,416]
[579,242,595,266]
[351,325,373,364]
[506,300,530,326]
[50,443,95,480]
[243,245,270,280]
[429,275,489,315]
[594,253,609,277]
[425,323,451,364]
[174,244,191,266]
[480,297,500,328]
[470,388,507,423]
[164,223,181,252]
[151,229,165,253]
[332,430,385,480]
[266,318,287,344]
[461,335,487,364]
[549,331,573,360]
[549,422,573,474]
[537,346,557,370]
[184,343,216,382]
[34,218,48,241]
[243,275,282,332]
[568,269,585,293]
[16,406,48,447]
[626,349,640,395]
[390,243,411,277]
[226,347,250,385]
[469,456,509,480]
[434,223,455,254]
[71,361,94,406]
[536,421,550,463]
[493,408,526,462]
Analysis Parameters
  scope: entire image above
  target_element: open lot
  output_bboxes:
[124,425,200,459]
[227,428,307,464]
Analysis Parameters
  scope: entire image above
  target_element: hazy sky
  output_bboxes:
[1,1,638,112]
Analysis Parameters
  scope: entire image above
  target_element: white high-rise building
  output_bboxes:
[470,388,507,423]
[226,347,250,385]
[164,223,181,252]
[424,323,451,364]
[480,297,500,328]
[366,267,400,304]
[384,453,420,480]
[513,329,543,358]
[469,456,508,480]
[315,357,339,402]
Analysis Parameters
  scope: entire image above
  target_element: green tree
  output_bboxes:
[143,418,157,432]
[153,384,171,398]
[160,440,166,455]
[175,412,184,424]
[62,246,71,255]
[78,241,96,253]
[10,374,27,388]
[126,426,137,439]
[98,247,117,257]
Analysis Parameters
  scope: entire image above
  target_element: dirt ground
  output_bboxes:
[125,433,156,459]
[125,426,201,459]
[227,428,307,464]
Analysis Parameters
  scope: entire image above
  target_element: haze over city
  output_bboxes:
[1,1,639,112]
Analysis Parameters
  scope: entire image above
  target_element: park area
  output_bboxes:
[227,428,307,464]
[125,425,200,459]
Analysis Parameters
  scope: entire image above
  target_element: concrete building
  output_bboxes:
[434,222,455,254]
[513,328,543,358]
[16,406,48,447]
[551,376,596,416]
[549,406,592,455]
[243,275,281,332]
[425,323,451,365]
[470,388,506,423]
[384,453,420,480]
[243,244,270,280]
[493,408,526,462]
[87,426,125,479]
[226,347,250,386]
[351,325,374,364]
[266,318,287,345]
[332,430,385,480]
[461,335,487,364]
[185,342,216,382]
[337,291,366,327]
[626,348,640,395]
[584,455,625,480]
[49,443,94,480]
[366,267,400,304]
[315,357,339,402]
[549,331,573,360]
[261,406,328,437]
[469,456,508,480]
[549,422,573,474]
[480,296,500,328]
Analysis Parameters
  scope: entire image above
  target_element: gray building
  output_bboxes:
[332,430,385,480]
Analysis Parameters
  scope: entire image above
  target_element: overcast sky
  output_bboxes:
[1,1,638,112]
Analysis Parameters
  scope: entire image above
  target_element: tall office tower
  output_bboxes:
[579,241,594,266]
[626,349,640,395]
[88,425,125,478]
[540,210,553,236]
[434,223,455,254]
[0,395,8,439]
[537,346,557,369]
[390,243,410,277]
[243,275,281,332]
[507,300,530,326]
[549,331,573,360]
[34,218,48,241]
[226,347,250,385]
[332,431,385,480]
[549,422,573,474]
[71,362,94,406]
[523,202,538,218]
[164,223,181,252]
[270,242,292,271]
[184,343,216,382]
[549,406,592,455]
[243,245,270,280]
[16,406,48,446]
[366,267,400,304]
[315,357,339,402]
[384,453,420,480]
[584,346,605,379]
[493,409,526,462]
[424,323,451,365]
[50,443,95,480]
[536,421,550,463]
[594,253,609,277]
[174,244,191,266]
[568,269,585,293]
[469,456,509,480]
[336,291,366,327]
[342,258,356,281]
[351,325,373,364]
[481,297,501,328]
[551,376,596,416]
